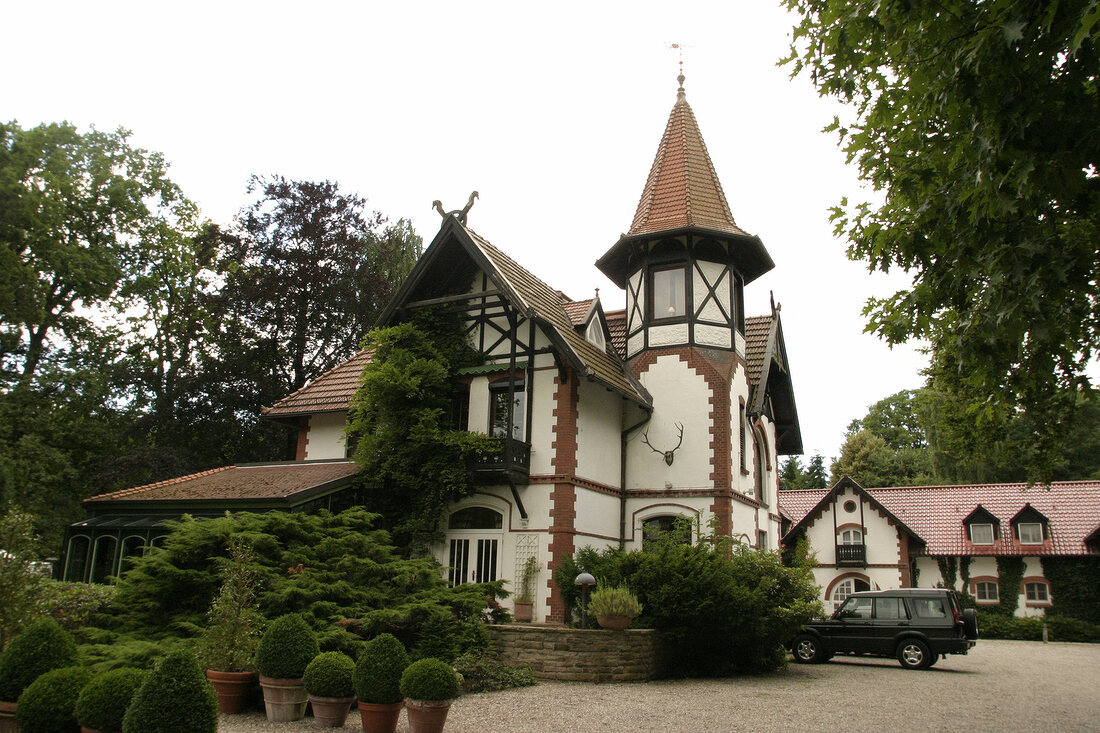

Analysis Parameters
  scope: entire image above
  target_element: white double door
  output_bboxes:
[447,534,500,586]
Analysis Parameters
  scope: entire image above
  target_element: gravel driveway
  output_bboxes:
[220,640,1099,732]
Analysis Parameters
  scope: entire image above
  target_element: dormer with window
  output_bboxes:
[963,505,1000,545]
[1011,504,1050,545]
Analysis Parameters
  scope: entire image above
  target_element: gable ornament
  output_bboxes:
[432,190,479,224]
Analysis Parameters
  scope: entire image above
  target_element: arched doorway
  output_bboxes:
[446,506,503,586]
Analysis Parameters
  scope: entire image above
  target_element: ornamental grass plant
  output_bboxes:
[586,584,643,619]
[75,667,148,733]
[14,666,92,733]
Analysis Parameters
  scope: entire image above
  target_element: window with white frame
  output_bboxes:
[970,523,995,545]
[838,528,863,545]
[489,382,525,441]
[1017,522,1044,544]
[975,581,999,602]
[1025,582,1050,603]
[831,577,870,609]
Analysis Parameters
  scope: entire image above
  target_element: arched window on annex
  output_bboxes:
[634,505,699,550]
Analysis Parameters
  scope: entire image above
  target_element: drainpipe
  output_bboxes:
[620,411,653,549]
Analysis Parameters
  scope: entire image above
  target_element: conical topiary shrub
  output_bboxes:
[75,667,148,733]
[353,634,410,733]
[0,618,78,703]
[254,613,318,722]
[122,651,217,733]
[14,666,92,733]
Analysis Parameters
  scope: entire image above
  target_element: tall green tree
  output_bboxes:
[779,453,828,490]
[782,0,1100,480]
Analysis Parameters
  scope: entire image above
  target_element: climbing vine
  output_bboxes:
[936,556,957,590]
[993,557,1026,617]
[1041,557,1100,625]
[347,309,497,549]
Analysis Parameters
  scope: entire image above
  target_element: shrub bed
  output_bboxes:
[15,666,92,733]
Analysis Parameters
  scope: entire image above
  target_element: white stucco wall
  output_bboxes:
[304,411,348,459]
[576,380,622,488]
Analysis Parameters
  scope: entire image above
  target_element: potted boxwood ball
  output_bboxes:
[353,634,409,733]
[399,658,460,733]
[14,666,92,733]
[587,584,642,630]
[0,618,78,732]
[254,613,319,723]
[122,651,217,733]
[75,668,148,733]
[303,652,355,727]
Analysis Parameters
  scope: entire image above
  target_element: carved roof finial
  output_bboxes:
[431,190,479,225]
[670,43,687,101]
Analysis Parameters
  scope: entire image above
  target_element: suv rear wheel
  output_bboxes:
[792,634,825,664]
[896,639,933,670]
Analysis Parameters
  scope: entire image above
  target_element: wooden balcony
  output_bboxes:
[836,543,867,567]
[470,437,530,485]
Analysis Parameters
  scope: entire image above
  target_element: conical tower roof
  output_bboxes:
[627,82,750,238]
[596,78,773,288]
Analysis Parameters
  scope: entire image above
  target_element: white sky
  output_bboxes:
[1,1,931,462]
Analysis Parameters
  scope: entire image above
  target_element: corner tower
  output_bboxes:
[596,75,773,359]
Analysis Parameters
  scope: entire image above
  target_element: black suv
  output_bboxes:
[790,588,978,669]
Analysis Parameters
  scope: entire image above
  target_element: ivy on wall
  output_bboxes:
[936,556,957,589]
[993,557,1025,617]
[1041,557,1100,625]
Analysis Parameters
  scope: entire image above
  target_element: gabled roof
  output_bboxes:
[747,308,801,455]
[781,480,1100,556]
[379,216,651,407]
[264,349,372,419]
[83,460,358,505]
[782,476,925,546]
[596,82,774,287]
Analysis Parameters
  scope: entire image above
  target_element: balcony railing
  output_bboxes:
[470,437,531,483]
[836,543,867,567]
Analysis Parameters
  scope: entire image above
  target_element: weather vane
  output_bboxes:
[668,42,690,96]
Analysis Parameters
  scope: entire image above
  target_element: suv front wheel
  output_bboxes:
[896,639,933,670]
[792,634,825,664]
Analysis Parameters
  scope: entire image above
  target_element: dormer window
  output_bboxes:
[1010,504,1049,545]
[970,524,995,545]
[651,266,686,320]
[585,318,606,349]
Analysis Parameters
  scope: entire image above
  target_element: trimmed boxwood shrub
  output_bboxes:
[353,634,409,704]
[399,658,459,702]
[254,613,319,679]
[75,667,148,733]
[0,617,78,702]
[122,651,217,733]
[15,666,93,733]
[303,651,355,698]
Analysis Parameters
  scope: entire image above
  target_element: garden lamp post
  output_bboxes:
[574,572,596,629]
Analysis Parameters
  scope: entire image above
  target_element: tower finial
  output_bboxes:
[669,43,687,100]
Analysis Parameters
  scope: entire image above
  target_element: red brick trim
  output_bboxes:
[824,572,872,602]
[529,475,621,497]
[295,416,311,461]
[547,370,579,622]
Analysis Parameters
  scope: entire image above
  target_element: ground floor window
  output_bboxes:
[831,577,870,609]
[1025,581,1050,603]
[642,515,692,549]
[975,581,999,602]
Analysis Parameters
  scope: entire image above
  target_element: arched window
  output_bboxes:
[838,528,863,545]
[64,536,91,582]
[119,536,146,575]
[448,506,503,530]
[831,577,870,609]
[753,435,764,502]
[642,515,692,549]
[90,536,118,583]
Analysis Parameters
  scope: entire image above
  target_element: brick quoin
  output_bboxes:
[630,347,738,535]
[547,369,579,622]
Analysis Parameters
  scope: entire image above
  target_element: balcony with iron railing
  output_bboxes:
[470,437,531,484]
[835,543,867,567]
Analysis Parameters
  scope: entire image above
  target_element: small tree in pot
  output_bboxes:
[399,658,460,733]
[513,556,539,623]
[254,613,318,722]
[303,652,355,728]
[75,668,148,733]
[353,634,409,733]
[197,538,264,714]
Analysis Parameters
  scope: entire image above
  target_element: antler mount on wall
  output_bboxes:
[642,423,684,466]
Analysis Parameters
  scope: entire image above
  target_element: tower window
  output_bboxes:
[651,266,686,319]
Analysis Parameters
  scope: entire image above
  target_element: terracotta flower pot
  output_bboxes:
[0,700,18,733]
[514,601,533,623]
[596,615,634,630]
[405,699,452,733]
[357,700,403,733]
[258,676,308,722]
[206,669,255,715]
[308,695,354,727]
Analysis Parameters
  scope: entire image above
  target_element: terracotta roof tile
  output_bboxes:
[744,315,772,392]
[84,461,358,503]
[605,309,627,359]
[562,298,595,326]
[629,95,751,239]
[264,350,373,418]
[781,481,1100,556]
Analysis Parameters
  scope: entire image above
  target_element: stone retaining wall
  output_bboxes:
[489,624,659,682]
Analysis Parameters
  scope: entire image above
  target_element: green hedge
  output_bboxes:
[979,614,1100,643]
[0,618,77,701]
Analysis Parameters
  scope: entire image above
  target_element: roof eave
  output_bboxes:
[596,226,774,288]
